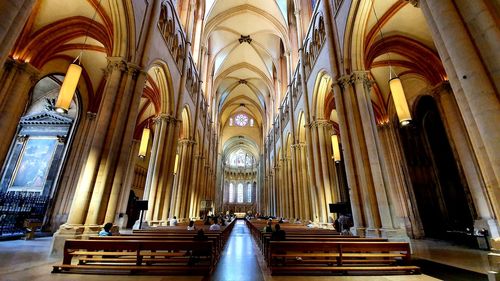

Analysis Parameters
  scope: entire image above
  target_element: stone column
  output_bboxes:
[114,140,139,228]
[64,58,126,226]
[144,116,168,222]
[85,62,144,226]
[0,59,38,168]
[291,144,302,220]
[179,139,195,219]
[51,58,140,256]
[172,138,194,219]
[0,0,36,67]
[160,117,179,222]
[351,71,395,233]
[335,77,365,235]
[453,0,500,92]
[297,143,312,220]
[377,123,417,237]
[422,0,500,189]
[316,120,335,216]
[104,65,146,224]
[309,120,328,221]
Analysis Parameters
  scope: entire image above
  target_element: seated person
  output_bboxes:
[209,218,221,231]
[98,222,113,236]
[278,217,284,223]
[170,216,178,226]
[271,223,286,241]
[262,220,273,233]
[306,220,315,228]
[294,218,302,224]
[187,220,196,230]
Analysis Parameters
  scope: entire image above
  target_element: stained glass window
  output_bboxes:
[229,183,234,203]
[234,114,248,126]
[249,119,254,126]
[237,183,243,203]
[247,183,252,203]
[229,118,233,126]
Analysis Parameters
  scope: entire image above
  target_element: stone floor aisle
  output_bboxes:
[210,220,265,281]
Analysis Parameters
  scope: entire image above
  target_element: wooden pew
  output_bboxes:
[268,241,420,275]
[90,235,222,262]
[52,239,214,275]
[261,236,385,261]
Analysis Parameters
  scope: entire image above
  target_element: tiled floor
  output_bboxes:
[0,221,489,281]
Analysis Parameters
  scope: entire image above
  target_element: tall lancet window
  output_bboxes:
[247,183,252,203]
[229,183,234,203]
[237,183,243,203]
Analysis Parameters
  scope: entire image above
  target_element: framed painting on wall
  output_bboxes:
[9,137,57,192]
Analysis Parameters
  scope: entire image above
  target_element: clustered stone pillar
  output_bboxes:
[170,138,195,219]
[0,59,39,168]
[421,0,500,218]
[143,115,178,224]
[51,58,145,255]
[309,119,337,222]
[335,72,406,239]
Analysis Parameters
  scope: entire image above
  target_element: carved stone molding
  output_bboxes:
[106,57,127,74]
[309,119,333,129]
[178,138,196,145]
[337,75,351,90]
[351,71,373,89]
[429,81,452,97]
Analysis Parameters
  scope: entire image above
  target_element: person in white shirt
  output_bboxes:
[209,218,221,231]
[187,220,196,230]
[170,216,178,226]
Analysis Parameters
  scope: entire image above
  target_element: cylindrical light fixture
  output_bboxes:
[331,134,341,162]
[173,153,180,174]
[138,127,150,158]
[55,63,82,113]
[389,76,412,126]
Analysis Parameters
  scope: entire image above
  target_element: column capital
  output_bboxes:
[178,138,196,145]
[429,80,452,97]
[309,119,333,128]
[351,71,372,84]
[6,58,40,82]
[126,62,146,79]
[336,75,352,90]
[291,142,307,150]
[404,0,419,7]
[105,57,128,73]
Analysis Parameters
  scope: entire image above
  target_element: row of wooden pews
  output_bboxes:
[52,219,235,275]
[246,219,420,275]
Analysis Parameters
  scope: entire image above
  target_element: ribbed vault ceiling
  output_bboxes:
[204,0,290,154]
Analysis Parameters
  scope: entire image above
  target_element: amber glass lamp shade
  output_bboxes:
[138,127,150,158]
[331,134,341,162]
[55,63,82,113]
[389,76,412,126]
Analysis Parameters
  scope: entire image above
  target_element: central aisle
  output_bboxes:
[211,220,265,281]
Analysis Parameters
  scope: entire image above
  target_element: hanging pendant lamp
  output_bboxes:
[138,127,151,158]
[55,62,82,113]
[331,134,341,162]
[389,73,412,126]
